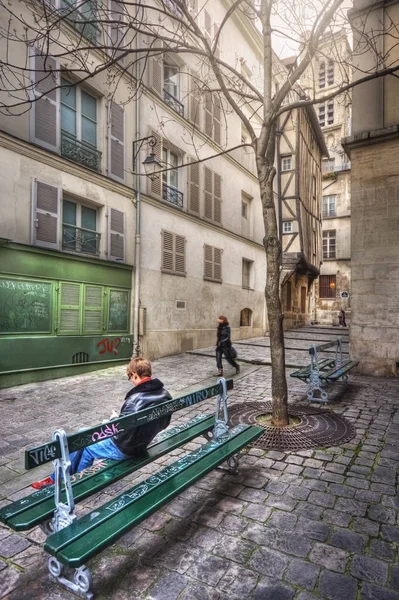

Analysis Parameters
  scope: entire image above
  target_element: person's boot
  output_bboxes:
[218,368,223,376]
[236,364,240,374]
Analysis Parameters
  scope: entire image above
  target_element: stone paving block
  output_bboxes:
[189,554,231,586]
[355,490,382,503]
[219,564,258,598]
[328,483,355,498]
[381,525,399,543]
[268,511,298,531]
[368,505,396,525]
[352,517,380,537]
[215,497,247,515]
[371,483,396,495]
[192,509,225,528]
[308,491,336,508]
[301,479,328,492]
[146,571,188,599]
[295,593,319,600]
[335,498,368,517]
[285,464,303,475]
[264,494,297,512]
[267,451,286,461]
[286,485,311,500]
[238,488,268,503]
[330,528,368,552]
[249,547,289,577]
[351,555,388,585]
[345,477,370,489]
[252,577,295,600]
[0,567,26,598]
[360,583,399,600]
[284,557,320,590]
[303,467,323,479]
[295,516,330,542]
[213,534,255,564]
[0,534,31,558]
[159,541,202,574]
[321,472,345,484]
[179,583,220,600]
[369,539,396,562]
[242,522,278,546]
[242,503,272,522]
[322,509,352,528]
[286,456,304,465]
[309,543,349,573]
[265,481,288,495]
[274,532,313,558]
[318,569,358,600]
[391,566,399,591]
[294,502,323,520]
[219,514,248,535]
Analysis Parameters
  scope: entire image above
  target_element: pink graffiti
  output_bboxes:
[96,337,121,355]
[91,422,122,442]
[71,461,107,483]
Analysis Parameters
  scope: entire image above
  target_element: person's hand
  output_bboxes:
[109,409,119,420]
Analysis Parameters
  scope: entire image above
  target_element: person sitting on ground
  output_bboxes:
[32,357,172,489]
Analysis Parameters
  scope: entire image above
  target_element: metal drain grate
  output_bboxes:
[229,402,356,451]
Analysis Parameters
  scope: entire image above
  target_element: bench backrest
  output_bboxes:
[25,379,233,470]
[309,338,342,355]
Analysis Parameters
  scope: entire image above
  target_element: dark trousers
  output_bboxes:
[216,345,238,370]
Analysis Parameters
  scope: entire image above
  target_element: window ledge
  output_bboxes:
[204,277,222,284]
[161,270,186,277]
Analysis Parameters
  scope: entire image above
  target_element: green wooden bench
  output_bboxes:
[290,338,359,403]
[0,378,262,599]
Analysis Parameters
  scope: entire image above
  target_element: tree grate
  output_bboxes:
[229,402,356,451]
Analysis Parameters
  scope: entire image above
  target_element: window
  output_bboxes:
[162,147,183,208]
[322,158,335,173]
[319,274,336,299]
[286,280,292,311]
[283,221,293,234]
[323,230,336,259]
[327,100,334,125]
[61,79,101,171]
[62,197,99,255]
[241,201,248,219]
[318,103,325,127]
[162,231,186,276]
[322,195,336,217]
[312,175,316,198]
[242,259,253,289]
[301,286,307,313]
[204,92,221,144]
[163,62,184,117]
[60,0,98,43]
[327,60,334,86]
[240,308,252,327]
[319,61,326,89]
[204,244,222,282]
[281,156,292,171]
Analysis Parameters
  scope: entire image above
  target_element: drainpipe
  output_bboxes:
[132,59,141,357]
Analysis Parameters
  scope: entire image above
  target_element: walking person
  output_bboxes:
[338,309,347,327]
[216,315,240,376]
[32,357,172,489]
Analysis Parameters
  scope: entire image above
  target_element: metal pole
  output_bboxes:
[132,52,142,357]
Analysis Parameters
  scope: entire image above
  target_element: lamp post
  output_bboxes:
[133,135,163,180]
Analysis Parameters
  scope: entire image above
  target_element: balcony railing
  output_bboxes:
[62,224,101,255]
[322,211,337,218]
[60,1,99,43]
[61,131,102,172]
[163,183,183,208]
[163,89,184,117]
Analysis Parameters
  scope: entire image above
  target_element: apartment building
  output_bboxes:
[0,0,325,385]
[343,0,399,376]
[299,30,353,326]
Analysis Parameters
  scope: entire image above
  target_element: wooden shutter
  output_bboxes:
[84,285,103,333]
[204,166,213,220]
[214,172,222,223]
[150,40,163,95]
[189,71,201,128]
[214,247,222,281]
[204,92,213,138]
[204,10,212,42]
[214,23,220,59]
[108,208,125,261]
[109,0,126,66]
[213,95,221,144]
[109,101,125,182]
[188,158,200,215]
[149,130,162,200]
[162,230,174,273]
[58,282,81,335]
[32,180,60,249]
[175,234,186,275]
[204,244,213,280]
[31,48,59,152]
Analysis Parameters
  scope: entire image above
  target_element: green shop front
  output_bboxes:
[0,243,133,388]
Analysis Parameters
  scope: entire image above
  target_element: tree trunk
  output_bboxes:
[257,151,289,427]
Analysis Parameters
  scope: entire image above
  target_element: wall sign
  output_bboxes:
[340,291,349,299]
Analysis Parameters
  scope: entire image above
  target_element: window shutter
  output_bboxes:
[214,23,220,59]
[150,40,163,95]
[204,92,213,138]
[31,48,59,152]
[108,208,125,261]
[213,95,221,144]
[204,244,213,279]
[189,71,201,128]
[175,234,186,275]
[32,180,60,249]
[58,282,81,335]
[84,285,103,333]
[109,0,126,66]
[204,10,212,41]
[162,230,174,272]
[204,166,213,220]
[214,247,222,281]
[109,101,125,182]
[188,158,200,215]
[149,130,162,200]
[213,172,222,223]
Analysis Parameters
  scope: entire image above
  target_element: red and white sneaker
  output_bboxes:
[31,476,54,490]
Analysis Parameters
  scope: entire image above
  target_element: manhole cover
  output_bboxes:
[229,402,356,451]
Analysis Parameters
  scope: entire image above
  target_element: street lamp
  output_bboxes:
[133,135,163,181]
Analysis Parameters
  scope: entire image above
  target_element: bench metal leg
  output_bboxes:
[307,372,329,403]
[48,557,94,600]
[217,452,241,475]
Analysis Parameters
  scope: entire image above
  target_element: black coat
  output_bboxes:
[113,378,172,455]
[217,323,231,347]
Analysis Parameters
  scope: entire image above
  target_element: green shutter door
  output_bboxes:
[83,285,103,334]
[58,282,82,335]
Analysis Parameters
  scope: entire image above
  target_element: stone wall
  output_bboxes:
[350,137,399,376]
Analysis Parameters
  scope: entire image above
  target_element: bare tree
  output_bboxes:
[0,0,397,425]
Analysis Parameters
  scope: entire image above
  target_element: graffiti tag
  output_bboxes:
[91,422,123,442]
[96,337,121,355]
[28,444,57,466]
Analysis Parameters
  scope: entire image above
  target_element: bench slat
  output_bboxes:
[309,339,341,354]
[1,414,215,531]
[290,358,335,379]
[321,361,359,381]
[25,380,233,470]
[45,424,263,567]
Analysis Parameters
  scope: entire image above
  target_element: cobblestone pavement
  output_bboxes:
[1,327,399,600]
